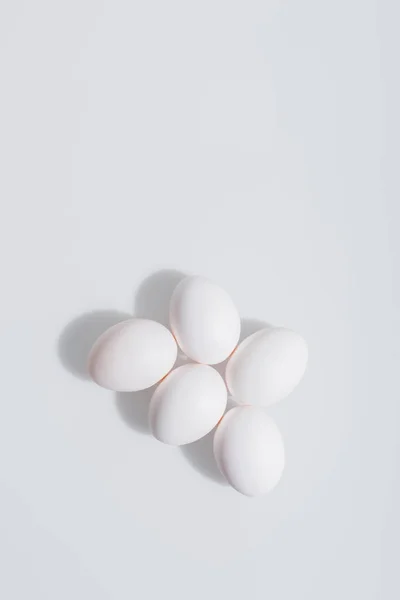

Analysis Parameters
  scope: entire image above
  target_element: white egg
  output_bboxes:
[170,276,240,364]
[214,406,285,496]
[88,318,177,392]
[149,364,227,445]
[225,327,308,406]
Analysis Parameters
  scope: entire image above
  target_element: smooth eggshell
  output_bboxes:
[214,406,285,496]
[149,364,227,445]
[170,276,240,364]
[225,327,308,406]
[88,318,177,392]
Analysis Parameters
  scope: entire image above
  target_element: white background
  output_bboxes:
[0,1,399,598]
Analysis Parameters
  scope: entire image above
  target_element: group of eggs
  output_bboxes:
[88,276,308,496]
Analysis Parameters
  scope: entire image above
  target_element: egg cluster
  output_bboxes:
[88,276,308,497]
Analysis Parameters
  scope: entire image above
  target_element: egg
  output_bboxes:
[214,406,285,496]
[225,327,308,406]
[149,364,227,445]
[88,318,177,392]
[170,276,240,364]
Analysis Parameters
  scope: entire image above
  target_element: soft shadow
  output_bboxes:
[212,359,228,379]
[239,317,270,343]
[180,429,227,485]
[115,387,155,435]
[134,269,186,327]
[58,310,131,379]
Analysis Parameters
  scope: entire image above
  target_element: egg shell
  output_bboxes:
[225,327,308,406]
[149,364,227,446]
[88,318,177,392]
[170,276,240,364]
[214,406,285,496]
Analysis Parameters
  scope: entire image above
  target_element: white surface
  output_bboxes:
[0,1,398,599]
